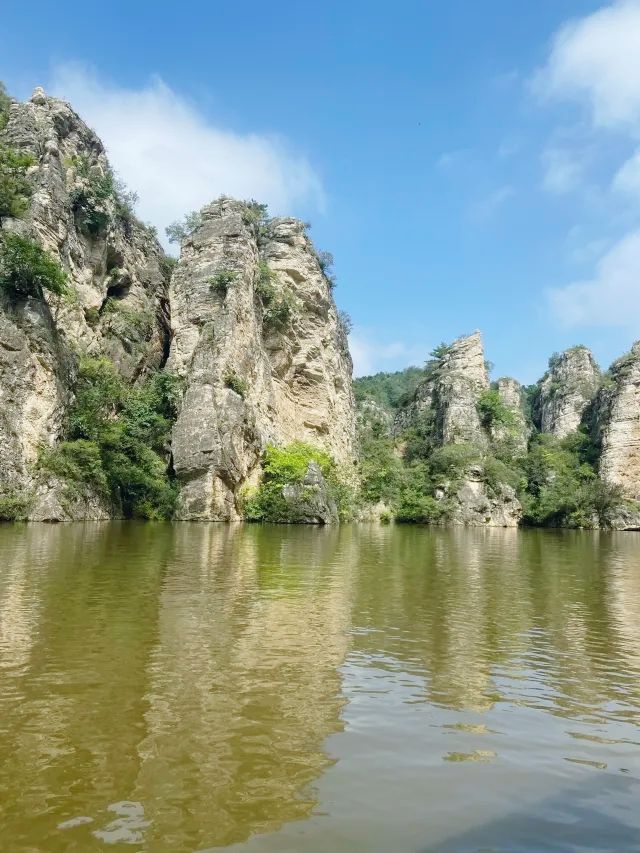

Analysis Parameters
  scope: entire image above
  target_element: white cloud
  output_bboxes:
[613,148,640,196]
[535,2,640,333]
[349,328,428,377]
[549,230,640,327]
[533,0,640,131]
[541,146,587,193]
[49,64,325,247]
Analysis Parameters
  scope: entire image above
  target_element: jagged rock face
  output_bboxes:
[436,465,522,527]
[435,332,489,446]
[534,346,600,439]
[0,89,170,516]
[492,377,528,455]
[396,331,489,446]
[0,301,70,492]
[598,342,640,501]
[167,199,356,521]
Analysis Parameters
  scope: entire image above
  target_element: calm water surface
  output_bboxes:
[1,524,639,852]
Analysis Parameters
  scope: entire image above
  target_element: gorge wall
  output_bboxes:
[2,86,640,528]
[1,88,170,520]
[358,333,640,529]
[0,88,355,522]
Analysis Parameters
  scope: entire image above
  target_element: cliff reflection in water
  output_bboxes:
[347,527,640,719]
[0,524,639,851]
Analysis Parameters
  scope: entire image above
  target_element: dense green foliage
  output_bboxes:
[353,366,425,411]
[0,145,34,223]
[356,357,624,528]
[243,441,352,522]
[520,432,621,528]
[0,489,32,521]
[254,260,295,330]
[68,155,138,238]
[41,359,182,519]
[476,388,517,431]
[0,233,67,299]
[358,420,404,506]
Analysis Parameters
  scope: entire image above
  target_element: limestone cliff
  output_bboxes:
[395,331,489,444]
[597,342,640,502]
[167,198,356,521]
[392,332,522,526]
[534,346,600,439]
[491,377,528,456]
[0,88,170,518]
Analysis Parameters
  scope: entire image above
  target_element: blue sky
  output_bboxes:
[3,0,640,381]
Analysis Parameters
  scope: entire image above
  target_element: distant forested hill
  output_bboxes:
[353,366,425,411]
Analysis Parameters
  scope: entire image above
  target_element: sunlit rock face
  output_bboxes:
[394,331,489,445]
[533,346,600,439]
[491,377,528,456]
[167,198,356,520]
[597,341,640,504]
[0,88,170,519]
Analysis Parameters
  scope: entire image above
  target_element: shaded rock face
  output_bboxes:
[491,377,528,455]
[598,342,640,501]
[168,199,356,520]
[534,346,600,439]
[282,461,338,524]
[436,465,521,528]
[0,89,170,516]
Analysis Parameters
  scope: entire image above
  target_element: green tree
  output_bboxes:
[0,146,34,223]
[0,234,67,299]
[165,210,202,244]
[42,359,182,519]
[0,82,11,129]
[243,441,352,522]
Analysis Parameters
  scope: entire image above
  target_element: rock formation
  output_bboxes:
[0,88,170,518]
[392,332,522,526]
[395,331,489,444]
[167,198,356,520]
[282,461,339,524]
[598,342,640,501]
[491,377,528,455]
[435,465,522,527]
[534,346,600,439]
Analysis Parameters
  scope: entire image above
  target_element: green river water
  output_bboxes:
[0,523,639,851]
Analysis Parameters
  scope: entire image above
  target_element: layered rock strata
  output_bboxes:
[534,346,600,439]
[0,88,170,517]
[167,199,356,520]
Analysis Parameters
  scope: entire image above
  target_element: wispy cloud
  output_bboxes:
[349,328,428,377]
[469,184,514,223]
[533,1,640,329]
[541,145,589,194]
[549,230,640,328]
[532,0,640,130]
[49,63,325,247]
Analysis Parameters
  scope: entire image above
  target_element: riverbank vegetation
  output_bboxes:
[354,366,628,529]
[40,358,181,519]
